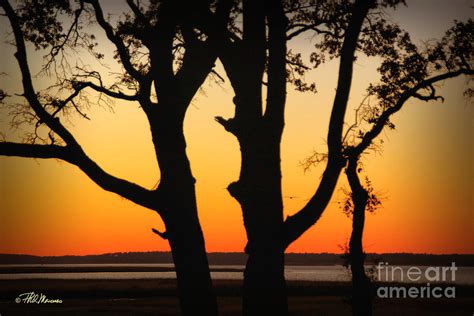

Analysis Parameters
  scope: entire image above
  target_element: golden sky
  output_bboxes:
[0,0,473,255]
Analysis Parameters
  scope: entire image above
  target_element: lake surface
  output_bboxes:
[0,264,472,284]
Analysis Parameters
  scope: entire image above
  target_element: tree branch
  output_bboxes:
[412,84,444,102]
[351,68,474,157]
[83,0,142,80]
[73,81,139,102]
[0,142,69,160]
[151,227,168,240]
[173,0,233,107]
[50,87,88,118]
[0,0,157,211]
[189,3,244,100]
[286,24,337,41]
[287,24,317,40]
[214,116,237,135]
[125,0,149,27]
[283,0,375,249]
[67,146,157,210]
[0,141,157,210]
[148,1,176,104]
[1,0,78,146]
[264,0,287,130]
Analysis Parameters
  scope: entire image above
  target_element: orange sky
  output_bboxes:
[0,0,473,256]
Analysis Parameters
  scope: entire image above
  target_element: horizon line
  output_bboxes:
[1,251,473,257]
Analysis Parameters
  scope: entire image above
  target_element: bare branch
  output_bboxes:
[210,69,226,83]
[68,147,156,210]
[0,142,68,160]
[50,86,90,119]
[151,228,168,240]
[41,2,85,74]
[286,24,337,41]
[341,95,370,146]
[0,0,157,211]
[73,81,139,102]
[351,68,474,157]
[126,0,149,27]
[82,0,142,80]
[0,141,156,210]
[412,84,444,102]
[173,0,234,107]
[300,151,328,173]
[215,116,237,135]
[264,0,287,128]
[1,0,78,146]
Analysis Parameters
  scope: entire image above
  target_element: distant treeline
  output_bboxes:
[0,252,472,266]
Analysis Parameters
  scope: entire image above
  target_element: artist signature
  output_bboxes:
[15,291,63,304]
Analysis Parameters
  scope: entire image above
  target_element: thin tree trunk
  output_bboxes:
[347,158,373,316]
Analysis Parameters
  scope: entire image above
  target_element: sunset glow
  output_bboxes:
[0,0,472,256]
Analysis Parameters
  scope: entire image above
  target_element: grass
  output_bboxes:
[0,279,472,315]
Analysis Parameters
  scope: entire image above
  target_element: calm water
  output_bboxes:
[0,264,473,285]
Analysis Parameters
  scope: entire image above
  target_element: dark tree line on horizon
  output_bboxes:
[2,252,474,266]
[0,0,472,315]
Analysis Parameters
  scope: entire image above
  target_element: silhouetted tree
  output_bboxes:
[341,157,380,316]
[1,1,472,315]
[0,0,233,314]
[209,0,472,314]
[210,0,377,314]
[339,19,473,316]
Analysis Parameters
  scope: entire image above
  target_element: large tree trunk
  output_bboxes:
[165,210,217,316]
[228,131,288,316]
[243,248,287,315]
[150,110,218,315]
[218,1,288,313]
[347,158,373,316]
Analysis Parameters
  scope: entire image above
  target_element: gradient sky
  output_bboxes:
[0,0,472,256]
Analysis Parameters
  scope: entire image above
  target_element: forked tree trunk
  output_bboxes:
[217,0,289,313]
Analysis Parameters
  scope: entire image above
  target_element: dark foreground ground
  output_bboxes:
[0,279,472,315]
